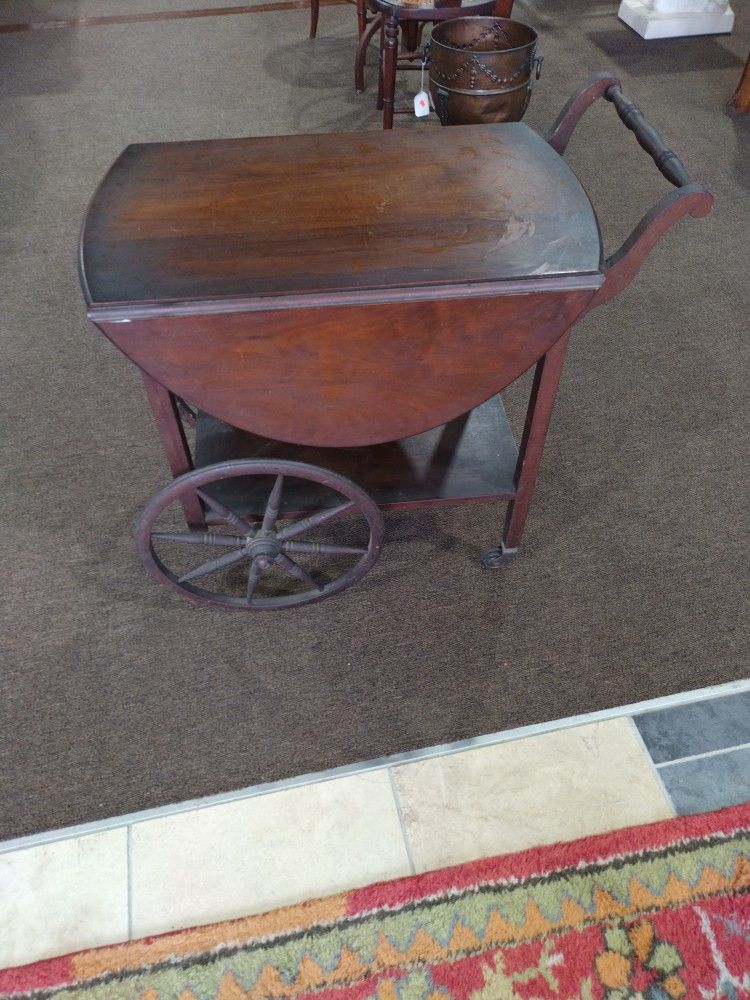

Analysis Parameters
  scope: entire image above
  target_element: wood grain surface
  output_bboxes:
[81,125,602,308]
[101,288,593,446]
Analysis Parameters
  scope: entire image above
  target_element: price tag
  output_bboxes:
[414,91,430,117]
[414,55,430,118]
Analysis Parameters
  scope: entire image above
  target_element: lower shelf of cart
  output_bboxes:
[193,394,518,519]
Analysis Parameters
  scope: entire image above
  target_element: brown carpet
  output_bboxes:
[1,0,748,841]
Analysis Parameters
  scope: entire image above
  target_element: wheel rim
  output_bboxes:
[136,460,384,610]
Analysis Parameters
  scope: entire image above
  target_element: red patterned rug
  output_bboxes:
[2,803,749,999]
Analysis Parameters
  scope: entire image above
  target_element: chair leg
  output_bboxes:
[381,13,399,128]
[356,0,367,37]
[402,21,419,52]
[355,13,382,93]
[309,0,319,38]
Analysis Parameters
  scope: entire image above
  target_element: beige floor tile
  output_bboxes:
[0,829,128,970]
[130,770,411,938]
[392,718,675,873]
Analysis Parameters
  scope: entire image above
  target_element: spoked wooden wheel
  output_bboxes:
[136,460,384,610]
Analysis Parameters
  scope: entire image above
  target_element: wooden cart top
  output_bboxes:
[80,124,602,315]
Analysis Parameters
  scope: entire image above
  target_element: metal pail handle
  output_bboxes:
[527,53,543,93]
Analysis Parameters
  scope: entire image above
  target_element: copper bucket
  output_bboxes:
[428,17,541,126]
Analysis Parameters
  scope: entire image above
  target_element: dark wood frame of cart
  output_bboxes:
[81,74,713,609]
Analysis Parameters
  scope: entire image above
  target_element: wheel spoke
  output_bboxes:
[152,531,243,547]
[276,501,355,541]
[274,552,323,591]
[195,489,256,536]
[261,475,284,534]
[282,540,367,556]
[177,547,248,584]
[246,557,264,603]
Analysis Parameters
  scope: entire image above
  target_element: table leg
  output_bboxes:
[726,51,750,116]
[382,13,399,129]
[309,0,319,38]
[483,330,571,567]
[141,371,205,529]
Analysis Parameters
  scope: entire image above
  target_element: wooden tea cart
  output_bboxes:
[79,73,712,610]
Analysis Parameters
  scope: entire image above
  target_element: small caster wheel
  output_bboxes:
[481,544,518,570]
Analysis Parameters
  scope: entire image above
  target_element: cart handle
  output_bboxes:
[546,72,713,309]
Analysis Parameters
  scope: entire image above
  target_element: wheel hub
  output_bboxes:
[245,536,281,561]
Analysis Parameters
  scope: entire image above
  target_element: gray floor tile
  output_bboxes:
[659,747,750,816]
[635,692,750,764]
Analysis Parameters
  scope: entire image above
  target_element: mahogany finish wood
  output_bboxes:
[726,50,750,116]
[81,88,713,588]
[141,371,204,528]
[588,184,712,311]
[501,328,570,551]
[194,394,518,518]
[309,0,366,39]
[82,125,601,448]
[547,73,620,155]
[355,10,383,92]
[543,73,714,311]
[100,290,592,448]
[81,125,601,307]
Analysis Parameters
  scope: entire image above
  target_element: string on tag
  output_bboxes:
[414,52,430,118]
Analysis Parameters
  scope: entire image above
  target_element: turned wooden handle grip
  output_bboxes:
[605,85,691,188]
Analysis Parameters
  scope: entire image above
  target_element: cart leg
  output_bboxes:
[141,371,205,529]
[483,330,571,568]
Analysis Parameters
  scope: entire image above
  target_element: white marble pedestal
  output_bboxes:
[618,0,735,38]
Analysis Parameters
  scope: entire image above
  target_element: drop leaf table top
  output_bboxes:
[80,123,604,318]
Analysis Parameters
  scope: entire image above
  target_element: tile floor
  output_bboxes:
[1,680,748,971]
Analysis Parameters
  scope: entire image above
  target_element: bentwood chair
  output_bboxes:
[308,0,384,100]
[309,0,369,40]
